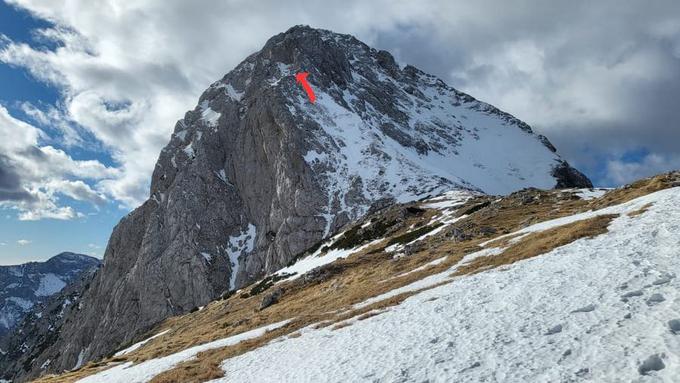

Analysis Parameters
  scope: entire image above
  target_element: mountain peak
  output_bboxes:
[5,26,591,379]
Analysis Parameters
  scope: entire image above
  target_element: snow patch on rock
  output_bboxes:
[226,224,257,290]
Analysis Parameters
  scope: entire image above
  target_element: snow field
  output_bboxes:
[207,188,680,382]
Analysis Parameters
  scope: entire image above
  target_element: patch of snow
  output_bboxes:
[422,190,476,210]
[276,239,382,281]
[303,149,325,164]
[301,80,561,207]
[226,224,257,290]
[200,100,221,127]
[114,330,171,357]
[77,321,291,383]
[224,84,244,101]
[34,273,66,297]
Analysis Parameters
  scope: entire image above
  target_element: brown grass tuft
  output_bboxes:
[627,203,653,217]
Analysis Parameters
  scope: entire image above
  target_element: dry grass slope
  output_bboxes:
[33,171,680,383]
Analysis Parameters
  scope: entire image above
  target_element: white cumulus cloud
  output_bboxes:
[0,105,117,220]
[0,0,678,212]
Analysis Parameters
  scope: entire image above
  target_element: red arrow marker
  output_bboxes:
[295,72,316,103]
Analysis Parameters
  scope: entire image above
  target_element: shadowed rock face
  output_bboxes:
[3,25,590,380]
[553,161,593,189]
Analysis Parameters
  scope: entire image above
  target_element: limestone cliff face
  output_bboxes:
[3,25,590,380]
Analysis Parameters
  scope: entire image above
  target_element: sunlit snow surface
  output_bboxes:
[293,70,563,233]
[199,100,221,127]
[76,321,290,383]
[207,188,680,382]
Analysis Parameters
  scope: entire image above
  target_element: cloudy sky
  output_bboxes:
[1,0,679,264]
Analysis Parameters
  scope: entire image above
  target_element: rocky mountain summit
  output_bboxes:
[0,253,100,345]
[2,25,590,380]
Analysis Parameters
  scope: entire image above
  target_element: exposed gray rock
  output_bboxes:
[668,319,680,334]
[545,324,563,335]
[302,263,345,285]
[403,241,428,256]
[477,226,497,236]
[259,288,284,311]
[4,25,591,381]
[652,274,674,285]
[638,354,665,375]
[459,361,481,372]
[446,227,471,242]
[575,368,590,377]
[621,290,644,302]
[646,293,665,306]
[571,304,596,313]
[552,160,593,189]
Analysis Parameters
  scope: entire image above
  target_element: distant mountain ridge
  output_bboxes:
[1,25,591,380]
[0,253,100,341]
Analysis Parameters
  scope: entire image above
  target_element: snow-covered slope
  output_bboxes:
[0,253,100,340]
[210,188,680,383]
[296,62,565,202]
[48,173,679,383]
